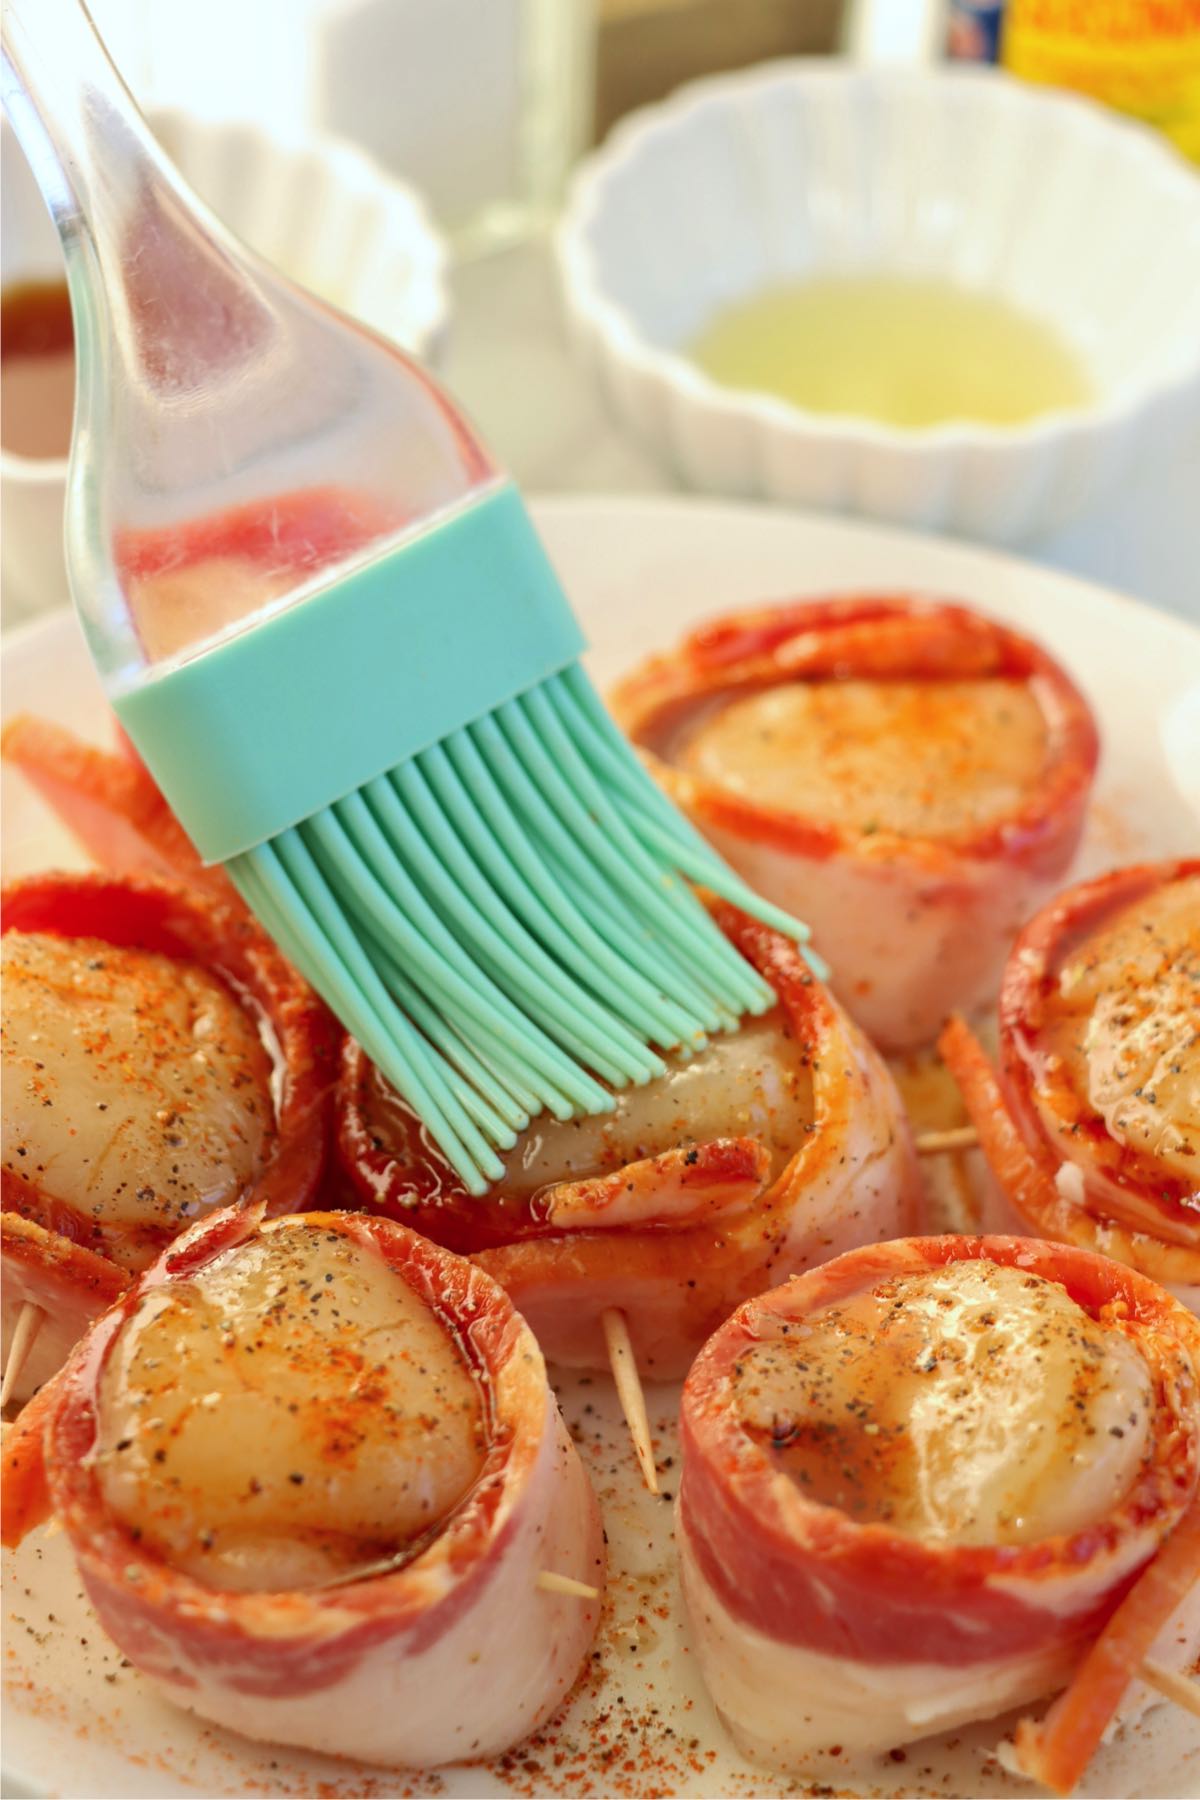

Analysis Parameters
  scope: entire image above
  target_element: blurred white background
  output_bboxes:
[86,0,594,243]
[7,0,1199,620]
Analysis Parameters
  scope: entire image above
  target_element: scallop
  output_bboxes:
[2,931,275,1261]
[94,1219,488,1590]
[732,1261,1152,1545]
[499,1009,814,1195]
[677,678,1048,839]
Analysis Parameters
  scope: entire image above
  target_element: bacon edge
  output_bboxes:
[611,594,1099,1051]
[6,1206,604,1769]
[1,714,229,898]
[1011,1491,1200,1794]
[676,1234,1200,1774]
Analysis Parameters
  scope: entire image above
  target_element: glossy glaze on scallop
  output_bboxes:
[676,677,1049,840]
[362,1006,814,1214]
[730,1260,1151,1545]
[95,1221,486,1591]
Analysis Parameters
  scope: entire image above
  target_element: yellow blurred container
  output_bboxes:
[1002,0,1200,160]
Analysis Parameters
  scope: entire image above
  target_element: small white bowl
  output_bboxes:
[1,110,449,625]
[558,63,1200,543]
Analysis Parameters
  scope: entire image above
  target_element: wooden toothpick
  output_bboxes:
[1,1301,46,1409]
[1141,1659,1200,1720]
[535,1571,601,1600]
[915,1126,980,1156]
[601,1306,659,1494]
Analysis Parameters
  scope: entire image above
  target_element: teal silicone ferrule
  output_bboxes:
[112,484,586,866]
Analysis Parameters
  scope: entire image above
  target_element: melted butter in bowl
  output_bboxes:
[732,1262,1152,1545]
[687,275,1093,431]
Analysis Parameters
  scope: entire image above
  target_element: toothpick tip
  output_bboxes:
[0,1301,46,1410]
[601,1306,659,1494]
[914,1126,980,1156]
[536,1570,601,1600]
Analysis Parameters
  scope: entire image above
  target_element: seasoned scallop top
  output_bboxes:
[675,678,1049,840]
[731,1260,1152,1545]
[94,1219,488,1591]
[3,931,275,1263]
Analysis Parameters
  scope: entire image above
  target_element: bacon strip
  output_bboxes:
[938,1013,1071,1232]
[1013,1495,1200,1794]
[541,1138,770,1230]
[2,714,227,898]
[2,1214,129,1408]
[1,1371,59,1545]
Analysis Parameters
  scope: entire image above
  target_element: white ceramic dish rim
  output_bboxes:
[558,60,1200,453]
[0,104,450,489]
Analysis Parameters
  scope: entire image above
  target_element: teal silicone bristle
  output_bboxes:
[114,486,824,1197]
[225,663,821,1196]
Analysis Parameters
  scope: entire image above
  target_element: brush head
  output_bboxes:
[115,486,819,1193]
[227,662,820,1194]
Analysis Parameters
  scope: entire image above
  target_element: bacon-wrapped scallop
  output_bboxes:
[1,871,337,1402]
[612,596,1098,1051]
[677,1235,1200,1785]
[1,1207,603,1767]
[941,859,1199,1305]
[338,907,920,1378]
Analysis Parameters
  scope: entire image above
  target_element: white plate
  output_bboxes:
[3,496,1199,1800]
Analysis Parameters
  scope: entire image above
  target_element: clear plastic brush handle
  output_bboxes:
[1,0,498,697]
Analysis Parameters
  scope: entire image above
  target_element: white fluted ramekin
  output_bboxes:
[1,111,448,623]
[558,64,1200,544]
